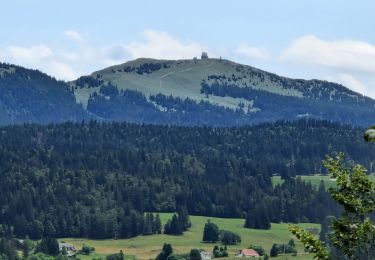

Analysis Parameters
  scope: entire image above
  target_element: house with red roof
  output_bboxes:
[236,249,260,258]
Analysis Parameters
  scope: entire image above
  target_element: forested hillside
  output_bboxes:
[86,82,375,126]
[0,63,88,125]
[75,58,375,126]
[0,120,373,239]
[1,59,375,127]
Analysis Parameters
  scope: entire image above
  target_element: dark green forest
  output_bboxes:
[0,63,87,125]
[200,77,375,126]
[86,81,375,127]
[0,120,373,239]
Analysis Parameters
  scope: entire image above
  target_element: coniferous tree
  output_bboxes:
[202,220,220,243]
[177,206,191,231]
[143,213,153,235]
[164,214,182,235]
[35,237,59,256]
[156,243,173,260]
[153,214,162,234]
[0,237,17,260]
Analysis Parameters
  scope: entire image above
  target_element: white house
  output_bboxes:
[200,251,213,260]
[58,242,77,257]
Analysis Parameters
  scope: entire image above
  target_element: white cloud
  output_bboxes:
[2,30,374,98]
[281,35,375,74]
[5,45,53,61]
[234,43,269,60]
[327,73,368,95]
[0,44,78,79]
[63,30,83,43]
[124,29,204,60]
[0,29,207,80]
[279,35,375,98]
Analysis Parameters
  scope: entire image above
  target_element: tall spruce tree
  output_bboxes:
[153,214,162,234]
[164,214,182,235]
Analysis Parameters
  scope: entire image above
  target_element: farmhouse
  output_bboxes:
[200,251,213,260]
[236,249,259,258]
[58,242,77,257]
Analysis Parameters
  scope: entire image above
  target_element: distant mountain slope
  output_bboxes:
[0,63,88,125]
[1,58,374,127]
[73,57,375,126]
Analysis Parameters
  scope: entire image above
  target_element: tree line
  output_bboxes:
[0,120,373,238]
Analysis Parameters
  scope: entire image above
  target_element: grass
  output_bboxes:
[74,58,301,109]
[272,174,375,190]
[61,213,318,260]
[272,174,337,190]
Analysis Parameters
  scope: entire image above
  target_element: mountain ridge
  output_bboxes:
[0,57,374,126]
[73,57,375,126]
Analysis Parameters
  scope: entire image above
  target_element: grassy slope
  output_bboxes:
[272,174,375,190]
[74,58,300,109]
[272,175,337,190]
[61,213,318,260]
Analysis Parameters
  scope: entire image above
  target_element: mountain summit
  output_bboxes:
[73,57,375,126]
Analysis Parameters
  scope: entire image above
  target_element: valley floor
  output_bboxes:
[61,213,319,260]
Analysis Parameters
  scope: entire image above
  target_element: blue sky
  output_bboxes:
[1,0,375,97]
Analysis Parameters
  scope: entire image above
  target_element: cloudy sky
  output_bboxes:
[1,0,375,97]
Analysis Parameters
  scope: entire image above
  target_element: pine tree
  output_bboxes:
[164,214,182,235]
[143,213,153,235]
[153,214,162,234]
[36,236,59,256]
[155,243,173,260]
[177,206,191,231]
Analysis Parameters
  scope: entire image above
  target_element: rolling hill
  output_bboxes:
[73,57,375,126]
[0,63,88,125]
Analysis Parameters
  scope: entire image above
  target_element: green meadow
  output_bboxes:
[272,174,375,190]
[61,213,318,260]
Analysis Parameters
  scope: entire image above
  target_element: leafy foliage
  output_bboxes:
[189,249,201,260]
[324,154,375,259]
[203,221,220,243]
[220,230,241,245]
[212,245,228,258]
[289,225,330,259]
[290,153,375,259]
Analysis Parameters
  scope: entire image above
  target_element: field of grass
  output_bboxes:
[74,57,301,109]
[272,174,337,190]
[272,174,375,190]
[61,213,318,260]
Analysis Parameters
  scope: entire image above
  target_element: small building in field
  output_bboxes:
[200,251,213,260]
[236,249,260,258]
[58,242,77,257]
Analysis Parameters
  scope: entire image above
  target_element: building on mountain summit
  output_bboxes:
[201,52,208,59]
